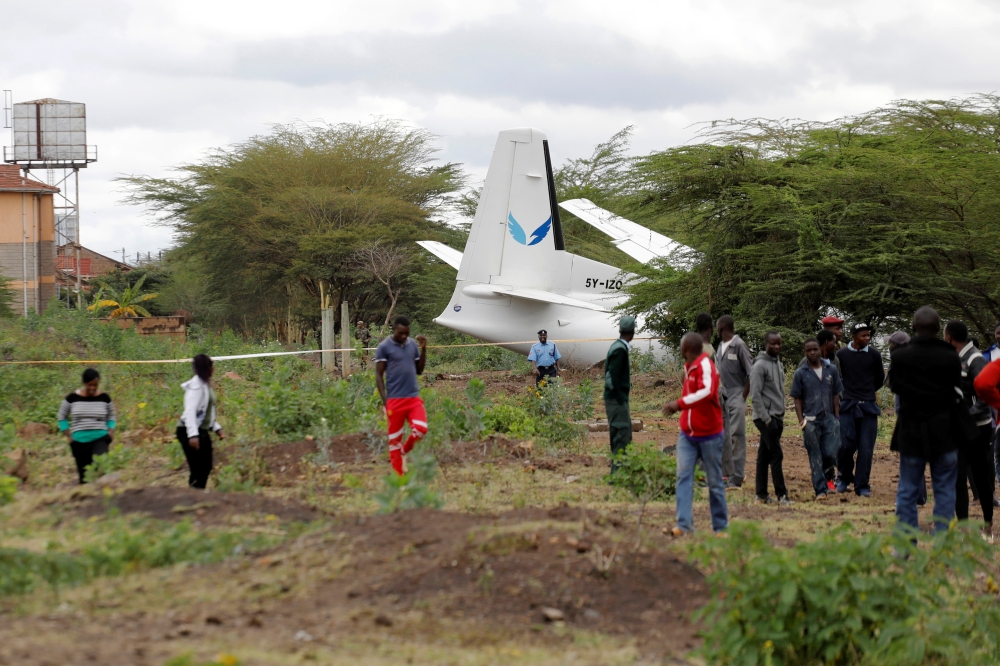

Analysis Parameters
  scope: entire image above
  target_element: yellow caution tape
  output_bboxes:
[0,337,664,365]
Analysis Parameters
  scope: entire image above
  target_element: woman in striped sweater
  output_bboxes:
[57,368,117,484]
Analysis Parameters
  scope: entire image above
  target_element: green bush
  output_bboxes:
[605,442,678,542]
[254,368,315,435]
[475,345,522,371]
[484,404,537,439]
[375,452,444,513]
[83,443,135,483]
[0,475,18,505]
[691,522,1000,666]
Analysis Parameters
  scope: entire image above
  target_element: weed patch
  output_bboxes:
[691,522,1000,665]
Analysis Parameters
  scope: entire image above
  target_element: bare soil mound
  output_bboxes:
[73,486,322,525]
[259,434,372,484]
[266,505,707,659]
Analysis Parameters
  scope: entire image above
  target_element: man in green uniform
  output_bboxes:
[605,316,636,471]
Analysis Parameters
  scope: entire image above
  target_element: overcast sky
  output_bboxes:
[2,0,998,260]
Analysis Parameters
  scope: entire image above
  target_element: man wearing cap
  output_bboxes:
[605,317,635,471]
[822,315,845,347]
[835,322,885,496]
[528,330,561,387]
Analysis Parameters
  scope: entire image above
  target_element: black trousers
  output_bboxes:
[535,365,558,387]
[70,435,111,484]
[754,418,787,500]
[957,424,995,524]
[176,426,214,489]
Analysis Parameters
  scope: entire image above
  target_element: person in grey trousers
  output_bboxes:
[715,315,753,489]
[750,330,792,504]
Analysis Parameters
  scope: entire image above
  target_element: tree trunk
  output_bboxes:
[383,281,400,326]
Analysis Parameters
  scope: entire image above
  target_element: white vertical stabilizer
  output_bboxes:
[429,127,667,367]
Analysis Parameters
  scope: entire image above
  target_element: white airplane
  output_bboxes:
[417,128,696,367]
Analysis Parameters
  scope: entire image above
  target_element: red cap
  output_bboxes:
[821,315,845,325]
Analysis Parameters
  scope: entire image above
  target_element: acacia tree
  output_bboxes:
[118,119,462,340]
[620,95,1000,346]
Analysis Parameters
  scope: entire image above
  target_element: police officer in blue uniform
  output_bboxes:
[528,330,561,387]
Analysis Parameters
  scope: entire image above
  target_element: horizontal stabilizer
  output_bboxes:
[558,198,699,268]
[461,284,609,312]
[416,241,463,270]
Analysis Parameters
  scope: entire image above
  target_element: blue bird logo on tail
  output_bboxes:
[507,212,551,246]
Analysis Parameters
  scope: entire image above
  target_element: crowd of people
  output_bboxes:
[613,307,1000,539]
[55,308,1000,543]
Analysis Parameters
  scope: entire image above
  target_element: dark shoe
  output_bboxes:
[777,495,794,506]
[836,481,851,494]
[756,495,773,505]
[857,489,871,498]
[993,495,1000,508]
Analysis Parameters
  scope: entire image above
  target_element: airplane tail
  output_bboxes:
[457,128,573,293]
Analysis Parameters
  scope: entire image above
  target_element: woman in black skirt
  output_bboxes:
[177,354,225,488]
[58,368,117,483]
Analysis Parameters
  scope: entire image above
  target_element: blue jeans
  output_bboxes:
[896,450,957,533]
[676,432,728,533]
[837,412,878,493]
[803,416,840,495]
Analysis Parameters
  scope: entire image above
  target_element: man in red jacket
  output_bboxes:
[663,332,728,535]
[975,359,1000,411]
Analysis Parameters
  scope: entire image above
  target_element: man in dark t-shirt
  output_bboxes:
[835,322,885,496]
[375,315,428,475]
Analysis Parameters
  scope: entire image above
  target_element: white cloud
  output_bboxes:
[1,0,997,256]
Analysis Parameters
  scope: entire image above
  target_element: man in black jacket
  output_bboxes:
[835,322,885,496]
[888,307,961,532]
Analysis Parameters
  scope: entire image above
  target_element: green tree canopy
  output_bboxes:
[622,95,1000,346]
[119,119,464,340]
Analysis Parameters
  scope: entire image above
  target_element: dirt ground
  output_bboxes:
[0,503,707,665]
[2,367,954,665]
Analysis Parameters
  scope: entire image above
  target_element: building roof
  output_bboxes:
[0,164,59,193]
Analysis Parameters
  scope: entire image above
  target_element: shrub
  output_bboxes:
[462,378,490,440]
[475,345,521,371]
[605,442,677,543]
[375,452,444,513]
[519,377,587,447]
[254,368,315,435]
[83,443,135,483]
[484,404,537,439]
[0,475,18,505]
[691,522,1000,666]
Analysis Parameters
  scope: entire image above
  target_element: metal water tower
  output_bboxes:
[2,93,97,308]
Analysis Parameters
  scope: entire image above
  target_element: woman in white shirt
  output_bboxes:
[176,354,225,488]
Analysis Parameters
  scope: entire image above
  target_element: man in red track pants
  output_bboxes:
[375,315,428,475]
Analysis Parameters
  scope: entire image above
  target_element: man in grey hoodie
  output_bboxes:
[716,315,753,488]
[750,330,791,504]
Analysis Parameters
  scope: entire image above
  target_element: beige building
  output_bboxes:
[0,164,57,315]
